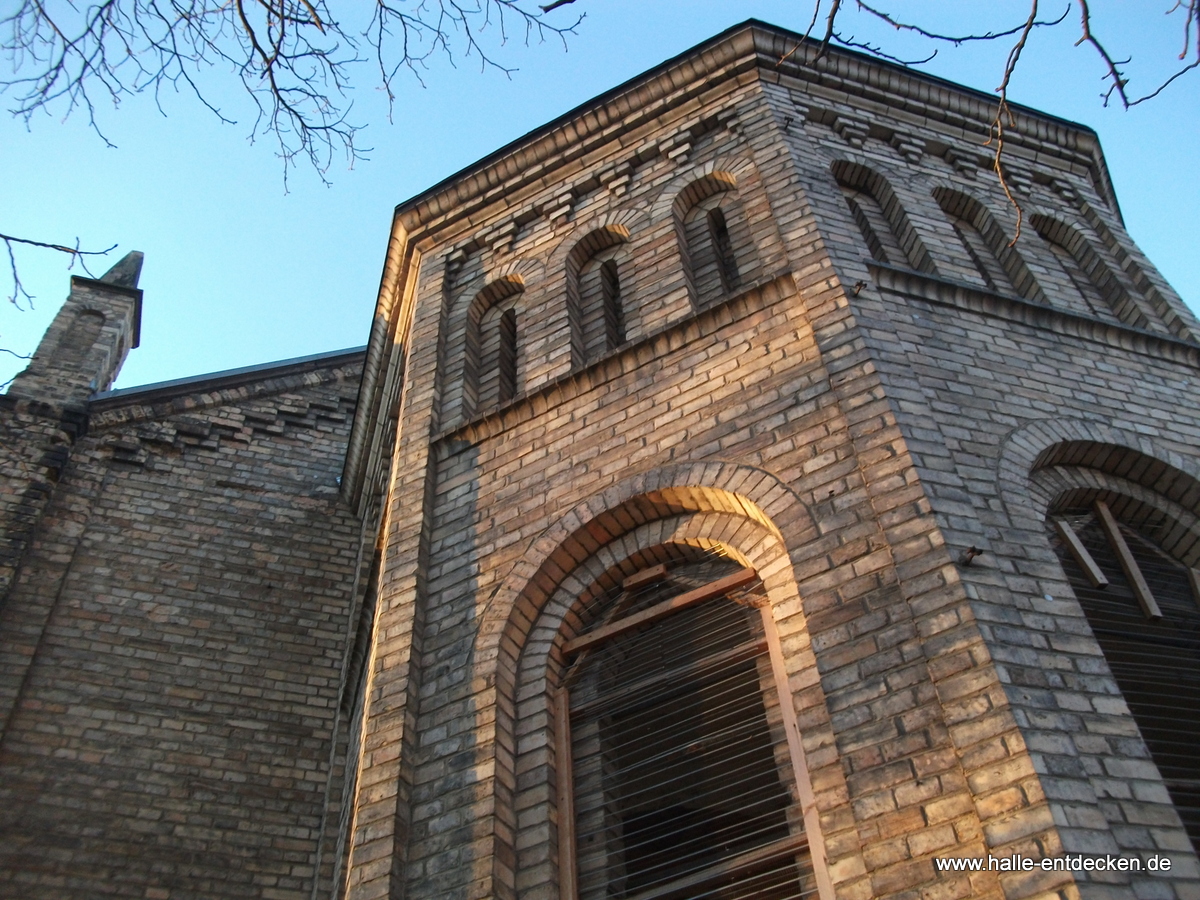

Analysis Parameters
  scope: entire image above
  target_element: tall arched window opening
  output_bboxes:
[840,185,907,267]
[933,189,1029,296]
[1047,239,1108,317]
[682,191,752,309]
[1049,503,1200,852]
[1031,216,1152,329]
[947,214,1012,294]
[557,553,818,900]
[567,226,632,368]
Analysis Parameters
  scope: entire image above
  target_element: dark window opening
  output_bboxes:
[560,555,817,900]
[1050,511,1200,854]
[601,258,625,349]
[497,307,517,406]
[708,208,740,293]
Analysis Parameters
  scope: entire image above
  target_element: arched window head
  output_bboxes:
[840,185,905,266]
[1032,216,1150,328]
[934,190,1018,295]
[557,549,821,899]
[1049,501,1200,852]
[465,275,523,417]
[832,162,933,274]
[568,226,631,368]
[949,214,1012,293]
[679,184,753,310]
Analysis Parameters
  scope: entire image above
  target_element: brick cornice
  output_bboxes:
[393,22,1116,241]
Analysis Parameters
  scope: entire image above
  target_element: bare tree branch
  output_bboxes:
[1077,0,1200,107]
[987,0,1043,242]
[855,1,1070,45]
[1,232,116,309]
[0,1,582,182]
[792,1,1198,243]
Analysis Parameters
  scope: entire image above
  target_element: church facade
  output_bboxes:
[2,20,1199,900]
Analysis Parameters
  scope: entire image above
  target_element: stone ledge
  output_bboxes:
[868,262,1200,370]
[433,270,798,456]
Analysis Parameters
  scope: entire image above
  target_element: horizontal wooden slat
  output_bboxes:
[569,637,768,717]
[624,564,668,591]
[625,832,810,900]
[564,568,758,655]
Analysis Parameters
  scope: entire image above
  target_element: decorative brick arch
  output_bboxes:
[995,417,1200,532]
[830,159,936,275]
[932,185,1045,302]
[468,461,845,899]
[439,264,543,428]
[649,155,757,223]
[992,419,1200,873]
[1029,213,1151,329]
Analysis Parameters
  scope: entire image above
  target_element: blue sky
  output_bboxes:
[2,1,1196,389]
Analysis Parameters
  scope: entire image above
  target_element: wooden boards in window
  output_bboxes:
[1094,500,1163,620]
[564,567,757,655]
[1054,518,1109,588]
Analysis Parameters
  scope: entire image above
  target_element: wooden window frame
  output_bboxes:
[554,566,834,900]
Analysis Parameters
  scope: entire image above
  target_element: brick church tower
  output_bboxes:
[3,19,1200,900]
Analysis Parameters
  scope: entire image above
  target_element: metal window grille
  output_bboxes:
[1050,511,1200,853]
[558,553,818,900]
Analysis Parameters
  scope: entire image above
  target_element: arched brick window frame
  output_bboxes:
[521,516,834,899]
[1039,469,1200,855]
[831,160,935,275]
[1030,214,1154,330]
[462,464,845,900]
[565,225,631,368]
[933,188,1043,302]
[671,172,761,311]
[994,420,1200,867]
[439,273,526,426]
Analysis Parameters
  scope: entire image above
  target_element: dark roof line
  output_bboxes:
[90,346,366,409]
[394,17,1099,216]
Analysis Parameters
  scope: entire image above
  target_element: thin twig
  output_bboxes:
[987,0,1042,243]
[1,232,116,307]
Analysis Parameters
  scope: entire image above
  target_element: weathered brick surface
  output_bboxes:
[0,356,368,899]
[5,20,1200,900]
[340,22,1200,900]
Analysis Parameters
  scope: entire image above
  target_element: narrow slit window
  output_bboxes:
[579,252,626,364]
[497,308,517,406]
[600,259,625,349]
[708,207,740,293]
[478,305,518,412]
[558,556,819,900]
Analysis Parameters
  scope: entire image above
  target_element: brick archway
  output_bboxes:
[995,417,1200,532]
[466,461,845,898]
